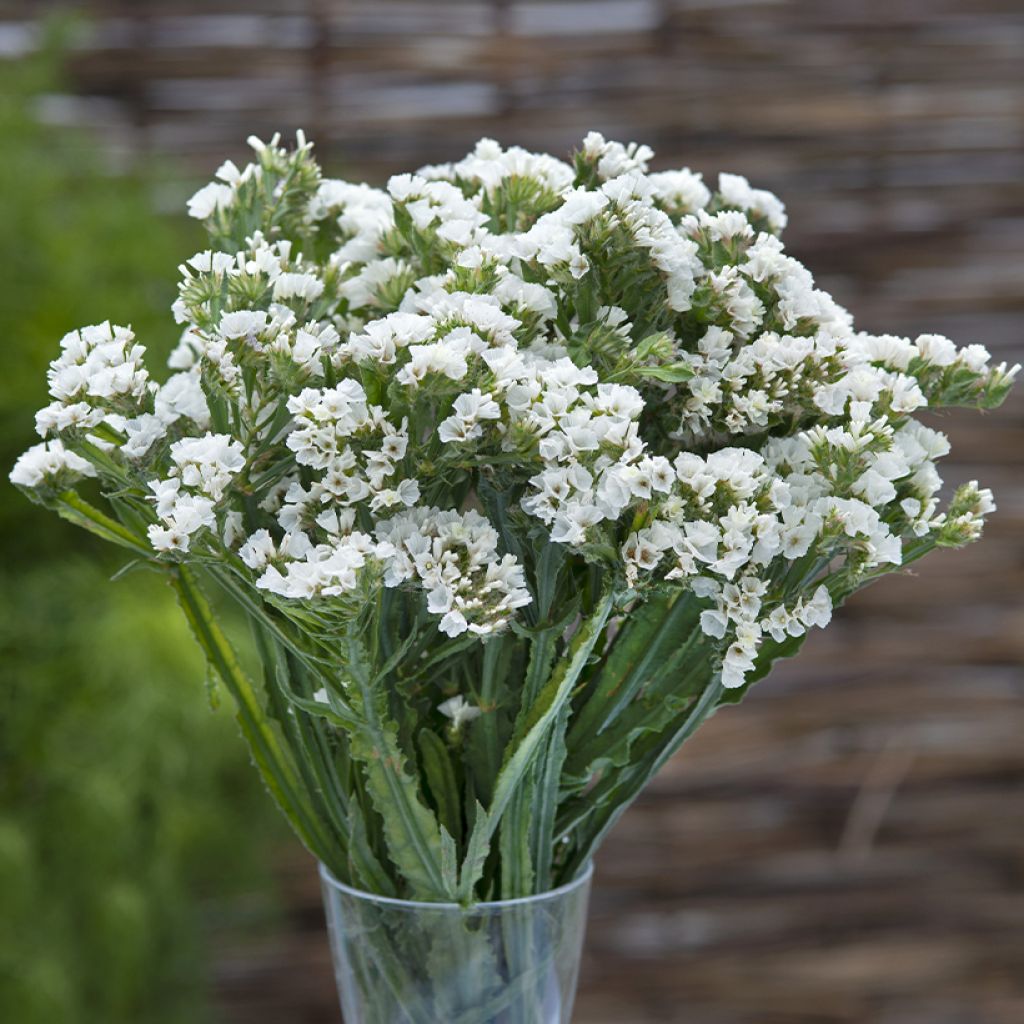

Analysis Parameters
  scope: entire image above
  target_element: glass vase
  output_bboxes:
[319,862,593,1024]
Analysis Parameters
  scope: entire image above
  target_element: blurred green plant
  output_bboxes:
[0,22,189,545]
[0,27,282,1024]
[0,563,281,1024]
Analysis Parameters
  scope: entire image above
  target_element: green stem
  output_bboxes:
[564,623,705,781]
[170,563,333,862]
[561,676,723,880]
[249,621,369,884]
[55,491,151,555]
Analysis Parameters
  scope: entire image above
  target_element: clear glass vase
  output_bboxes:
[319,862,593,1024]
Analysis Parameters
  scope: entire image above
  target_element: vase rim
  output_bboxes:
[319,859,594,911]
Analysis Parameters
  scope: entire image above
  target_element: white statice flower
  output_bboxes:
[36,322,150,434]
[265,320,337,378]
[695,209,755,243]
[396,336,472,387]
[492,272,558,320]
[239,528,277,570]
[581,131,653,179]
[647,168,711,215]
[140,433,246,555]
[187,181,234,220]
[438,389,501,443]
[716,172,787,232]
[121,413,168,460]
[147,493,217,553]
[914,333,958,368]
[273,271,325,304]
[255,531,391,600]
[285,380,374,469]
[439,137,575,195]
[10,439,96,490]
[376,507,531,636]
[155,370,210,428]
[438,695,482,731]
[34,401,104,437]
[340,257,414,310]
[219,310,270,341]
[15,130,1016,698]
[282,381,416,520]
[169,433,245,501]
[311,177,394,257]
[346,312,435,366]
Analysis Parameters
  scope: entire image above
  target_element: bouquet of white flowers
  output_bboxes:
[12,130,1017,1019]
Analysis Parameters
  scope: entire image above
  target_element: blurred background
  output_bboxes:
[0,2,1021,1023]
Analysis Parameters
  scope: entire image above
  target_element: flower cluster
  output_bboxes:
[147,433,245,552]
[12,132,1016,689]
[35,321,150,438]
[10,439,96,494]
[377,507,531,637]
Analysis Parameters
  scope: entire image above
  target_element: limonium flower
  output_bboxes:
[12,131,1016,903]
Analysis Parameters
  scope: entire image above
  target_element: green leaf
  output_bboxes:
[560,676,723,880]
[54,491,150,555]
[440,825,459,897]
[418,728,463,842]
[498,626,560,897]
[346,803,397,896]
[634,362,695,383]
[565,620,706,779]
[476,476,528,564]
[284,691,361,731]
[343,632,454,901]
[533,535,569,623]
[529,698,571,891]
[209,564,338,679]
[464,633,513,809]
[457,802,491,903]
[499,778,534,898]
[566,590,696,762]
[410,632,479,676]
[486,586,615,858]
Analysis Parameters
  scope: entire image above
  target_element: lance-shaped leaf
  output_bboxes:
[54,491,151,556]
[565,613,707,782]
[566,589,699,764]
[529,697,571,891]
[498,626,559,897]
[251,621,356,879]
[418,727,463,842]
[633,361,695,383]
[457,801,491,903]
[473,585,614,896]
[560,676,724,880]
[343,631,454,901]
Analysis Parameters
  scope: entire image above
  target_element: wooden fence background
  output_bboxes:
[4,1,1022,1021]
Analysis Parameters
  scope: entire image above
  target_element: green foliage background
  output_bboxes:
[0,37,281,1024]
